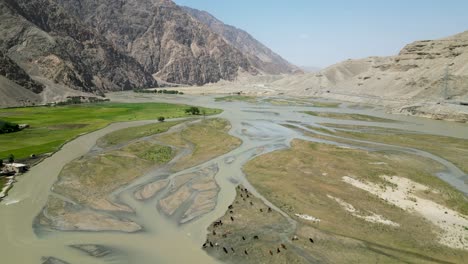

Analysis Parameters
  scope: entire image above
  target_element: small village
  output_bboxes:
[0,158,29,200]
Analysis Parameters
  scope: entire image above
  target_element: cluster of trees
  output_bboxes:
[55,97,110,106]
[0,154,15,167]
[156,107,205,123]
[133,88,183,95]
[0,120,20,134]
[185,107,202,115]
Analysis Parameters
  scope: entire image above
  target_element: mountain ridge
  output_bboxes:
[0,0,297,106]
[182,6,300,75]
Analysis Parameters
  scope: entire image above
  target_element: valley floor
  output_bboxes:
[1,93,467,264]
[170,75,468,123]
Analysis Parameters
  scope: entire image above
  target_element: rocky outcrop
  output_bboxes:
[55,0,259,85]
[182,6,300,75]
[0,0,157,96]
[0,50,44,93]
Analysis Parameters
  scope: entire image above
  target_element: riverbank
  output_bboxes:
[0,102,221,160]
[0,102,221,201]
[239,140,468,263]
[164,78,468,123]
[35,118,241,233]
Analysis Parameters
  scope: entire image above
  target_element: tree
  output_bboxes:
[185,107,200,115]
[8,154,14,163]
[158,116,165,122]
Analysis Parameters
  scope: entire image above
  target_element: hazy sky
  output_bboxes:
[174,0,468,68]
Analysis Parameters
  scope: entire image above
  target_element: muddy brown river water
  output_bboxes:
[1,93,467,263]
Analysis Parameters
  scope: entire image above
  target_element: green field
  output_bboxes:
[0,103,221,160]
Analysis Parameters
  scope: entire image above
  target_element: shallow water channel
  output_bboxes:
[1,93,467,263]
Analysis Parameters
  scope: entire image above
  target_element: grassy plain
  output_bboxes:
[0,103,221,160]
[317,123,468,174]
[243,140,468,263]
[158,118,242,171]
[97,121,183,148]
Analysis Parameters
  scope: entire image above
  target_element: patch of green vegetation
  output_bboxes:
[98,121,182,147]
[0,103,221,160]
[311,101,341,108]
[133,88,183,95]
[52,122,181,207]
[319,123,468,175]
[159,118,242,171]
[303,111,395,122]
[129,143,173,164]
[0,120,20,134]
[215,95,257,103]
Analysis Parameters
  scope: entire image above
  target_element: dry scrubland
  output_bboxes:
[237,140,468,263]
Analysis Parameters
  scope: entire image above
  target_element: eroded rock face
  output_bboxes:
[55,0,258,85]
[0,51,44,93]
[183,6,301,75]
[0,0,297,102]
[0,0,157,95]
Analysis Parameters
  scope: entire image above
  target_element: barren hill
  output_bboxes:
[274,31,468,102]
[269,31,468,121]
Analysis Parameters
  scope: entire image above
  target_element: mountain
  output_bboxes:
[270,31,468,121]
[0,0,157,97]
[0,50,44,94]
[182,6,300,75]
[54,0,258,85]
[1,0,298,106]
[275,31,468,101]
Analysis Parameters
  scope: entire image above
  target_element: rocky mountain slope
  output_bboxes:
[0,50,44,94]
[55,0,260,85]
[0,0,157,97]
[1,0,297,106]
[182,6,300,75]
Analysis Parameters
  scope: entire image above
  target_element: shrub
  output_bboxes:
[185,107,200,115]
[8,154,14,163]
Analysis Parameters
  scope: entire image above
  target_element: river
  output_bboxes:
[1,93,467,263]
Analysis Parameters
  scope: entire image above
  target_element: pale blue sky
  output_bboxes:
[174,0,468,68]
